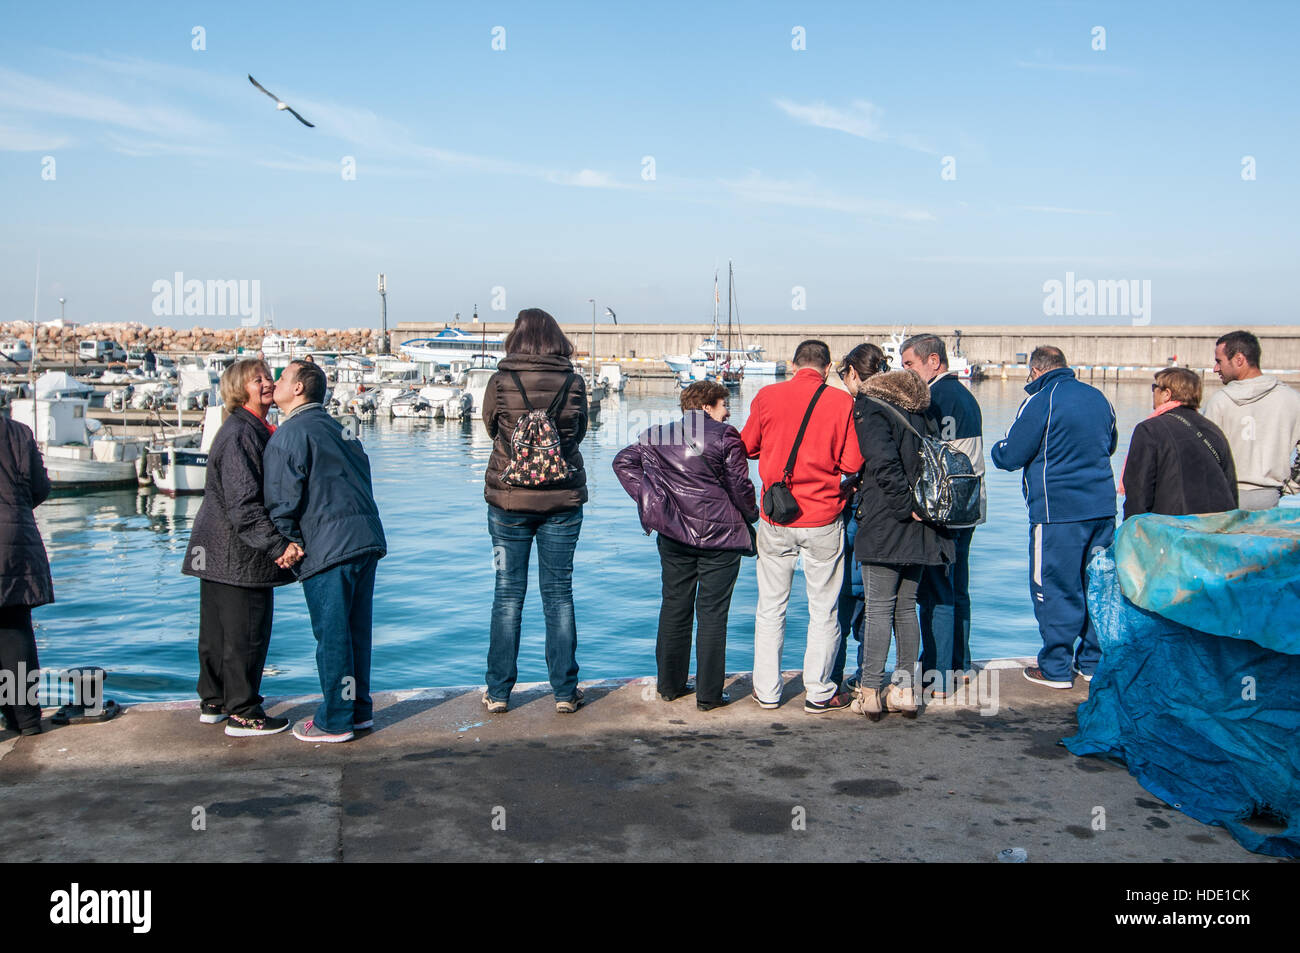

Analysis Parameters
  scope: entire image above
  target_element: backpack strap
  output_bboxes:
[783,383,828,479]
[545,373,577,419]
[507,370,535,413]
[1167,408,1222,466]
[864,395,924,441]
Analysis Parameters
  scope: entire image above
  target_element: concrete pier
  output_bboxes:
[395,322,1300,375]
[0,663,1274,862]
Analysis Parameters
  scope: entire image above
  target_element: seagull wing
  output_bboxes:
[285,106,315,128]
[248,74,281,103]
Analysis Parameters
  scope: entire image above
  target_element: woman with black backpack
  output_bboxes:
[850,369,954,721]
[481,309,589,714]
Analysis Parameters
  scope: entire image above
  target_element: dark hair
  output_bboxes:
[1153,367,1202,409]
[680,380,729,412]
[837,343,888,380]
[792,339,832,369]
[287,359,328,403]
[1030,345,1067,372]
[900,333,947,367]
[504,308,574,357]
[1216,330,1261,368]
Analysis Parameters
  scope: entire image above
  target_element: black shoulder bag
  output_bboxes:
[761,383,827,525]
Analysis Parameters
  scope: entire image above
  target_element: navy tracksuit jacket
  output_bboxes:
[992,368,1118,680]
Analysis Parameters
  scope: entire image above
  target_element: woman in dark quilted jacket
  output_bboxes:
[0,413,53,736]
[481,309,588,715]
[613,380,759,710]
[182,359,299,737]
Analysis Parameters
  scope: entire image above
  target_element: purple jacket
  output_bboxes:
[613,411,759,551]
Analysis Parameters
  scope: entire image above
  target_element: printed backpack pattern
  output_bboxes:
[501,370,576,488]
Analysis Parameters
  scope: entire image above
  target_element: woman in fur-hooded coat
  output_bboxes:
[850,369,954,718]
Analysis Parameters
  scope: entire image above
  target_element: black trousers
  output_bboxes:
[656,534,742,706]
[0,605,40,732]
[197,580,275,718]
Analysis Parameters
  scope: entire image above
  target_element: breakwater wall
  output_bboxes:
[395,322,1300,372]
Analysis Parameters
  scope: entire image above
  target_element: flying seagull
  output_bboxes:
[247,74,314,127]
[605,307,617,325]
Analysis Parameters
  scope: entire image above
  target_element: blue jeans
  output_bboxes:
[831,512,864,688]
[918,527,975,694]
[301,553,379,734]
[486,505,582,702]
[1030,518,1115,681]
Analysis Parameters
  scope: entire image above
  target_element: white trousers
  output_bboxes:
[753,516,845,704]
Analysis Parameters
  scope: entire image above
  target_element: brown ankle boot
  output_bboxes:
[851,685,885,721]
[884,683,919,719]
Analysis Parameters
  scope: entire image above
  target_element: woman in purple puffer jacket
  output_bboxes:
[613,380,759,710]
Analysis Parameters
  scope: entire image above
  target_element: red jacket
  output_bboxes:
[741,368,864,527]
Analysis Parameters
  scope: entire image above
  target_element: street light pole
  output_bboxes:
[377,274,388,355]
[60,297,68,367]
[587,298,596,385]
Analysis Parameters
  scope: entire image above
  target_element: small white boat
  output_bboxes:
[11,395,194,489]
[1,339,32,363]
[663,265,785,377]
[598,362,626,393]
[144,405,222,496]
[882,328,979,380]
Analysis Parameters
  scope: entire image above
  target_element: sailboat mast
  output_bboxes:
[726,260,733,368]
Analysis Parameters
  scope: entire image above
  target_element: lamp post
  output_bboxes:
[588,298,596,385]
[60,297,67,367]
[377,273,388,355]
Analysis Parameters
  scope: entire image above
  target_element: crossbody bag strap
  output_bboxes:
[783,383,828,478]
[1167,409,1222,465]
[507,370,535,413]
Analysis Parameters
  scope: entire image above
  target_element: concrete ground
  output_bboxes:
[0,661,1276,862]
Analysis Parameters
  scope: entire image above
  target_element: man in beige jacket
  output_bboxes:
[1202,330,1300,510]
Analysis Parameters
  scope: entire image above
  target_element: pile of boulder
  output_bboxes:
[1,322,382,357]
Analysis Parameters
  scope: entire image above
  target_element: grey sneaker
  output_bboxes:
[555,688,584,714]
[291,717,354,743]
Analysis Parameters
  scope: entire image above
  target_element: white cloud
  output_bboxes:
[721,170,934,222]
[773,98,937,154]
[0,122,70,151]
[1018,205,1114,216]
[1014,60,1135,76]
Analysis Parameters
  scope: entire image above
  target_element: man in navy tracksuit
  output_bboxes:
[991,346,1117,689]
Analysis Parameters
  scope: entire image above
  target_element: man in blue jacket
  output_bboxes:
[265,359,387,742]
[991,346,1117,689]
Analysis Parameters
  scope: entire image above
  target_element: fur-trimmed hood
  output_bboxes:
[862,369,930,413]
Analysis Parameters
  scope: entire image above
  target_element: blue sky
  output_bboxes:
[1,0,1296,329]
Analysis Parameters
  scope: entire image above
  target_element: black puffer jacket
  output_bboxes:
[853,370,954,567]
[0,417,53,607]
[483,353,589,513]
[183,407,294,587]
[1122,406,1238,519]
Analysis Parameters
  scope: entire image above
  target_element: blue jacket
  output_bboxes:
[263,403,387,580]
[991,367,1118,523]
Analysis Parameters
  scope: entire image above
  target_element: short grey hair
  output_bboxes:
[1030,345,1068,372]
[901,333,947,367]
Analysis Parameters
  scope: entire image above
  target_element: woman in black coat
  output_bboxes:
[182,359,300,737]
[1122,368,1237,520]
[0,415,53,735]
[851,369,954,720]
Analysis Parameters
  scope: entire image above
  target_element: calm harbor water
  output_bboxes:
[30,377,1266,704]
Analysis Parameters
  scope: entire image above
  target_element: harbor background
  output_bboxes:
[29,375,1299,705]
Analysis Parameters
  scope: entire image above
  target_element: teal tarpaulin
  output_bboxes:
[1114,509,1300,653]
[1065,511,1300,857]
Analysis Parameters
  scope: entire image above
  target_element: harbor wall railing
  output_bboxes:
[393,323,1300,372]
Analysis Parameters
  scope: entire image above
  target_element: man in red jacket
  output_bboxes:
[741,340,865,712]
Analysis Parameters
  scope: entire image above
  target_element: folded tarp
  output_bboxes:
[1113,509,1300,653]
[1064,512,1300,858]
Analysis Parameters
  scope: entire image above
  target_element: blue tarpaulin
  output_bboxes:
[1064,510,1300,857]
